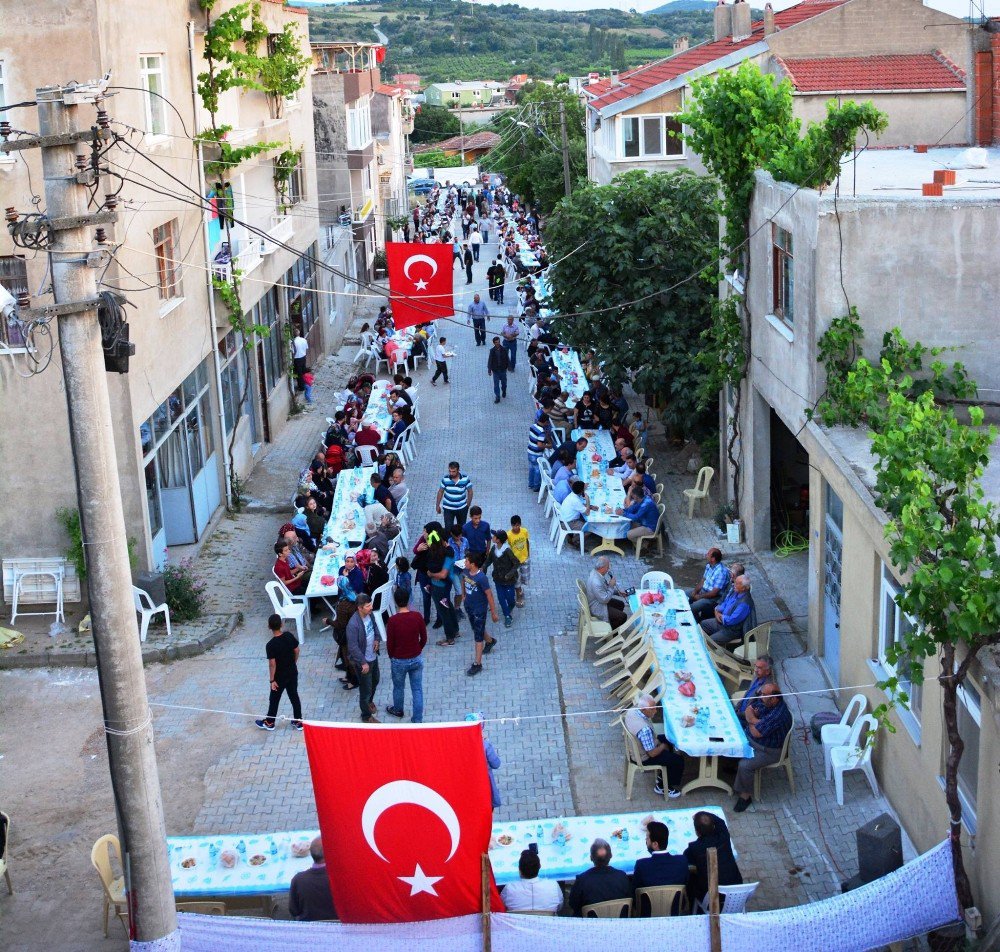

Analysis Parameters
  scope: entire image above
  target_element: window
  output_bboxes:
[218,330,249,437]
[284,250,317,337]
[955,682,981,826]
[347,99,372,150]
[772,225,794,323]
[255,287,283,393]
[877,564,922,728]
[0,255,28,348]
[451,91,460,99]
[621,115,683,159]
[0,61,7,110]
[139,55,168,136]
[288,161,303,206]
[153,220,181,300]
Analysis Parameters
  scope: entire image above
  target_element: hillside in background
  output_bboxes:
[646,0,717,12]
[307,0,716,83]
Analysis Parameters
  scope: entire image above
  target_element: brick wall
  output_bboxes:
[974,49,994,145]
[993,35,1000,144]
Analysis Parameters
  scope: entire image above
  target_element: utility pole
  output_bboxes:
[31,84,177,944]
[459,101,466,166]
[558,100,572,198]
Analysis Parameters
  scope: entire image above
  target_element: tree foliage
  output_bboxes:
[817,323,999,912]
[485,83,586,213]
[544,169,718,433]
[410,104,461,144]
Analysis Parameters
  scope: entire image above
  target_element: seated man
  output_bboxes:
[700,575,754,647]
[552,461,577,505]
[558,480,592,531]
[388,466,409,505]
[274,540,308,594]
[736,655,777,722]
[686,548,731,622]
[369,472,397,516]
[617,487,659,547]
[586,556,629,629]
[548,435,587,467]
[632,821,689,916]
[568,839,632,916]
[624,693,684,798]
[500,849,564,913]
[288,836,337,922]
[354,423,381,449]
[733,683,792,812]
[683,812,743,909]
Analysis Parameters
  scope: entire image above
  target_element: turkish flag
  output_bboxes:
[302,721,505,923]
[386,241,454,331]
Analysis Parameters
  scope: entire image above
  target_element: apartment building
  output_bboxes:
[0,0,319,572]
[423,80,506,110]
[584,0,975,185]
[373,81,414,243]
[733,146,1000,921]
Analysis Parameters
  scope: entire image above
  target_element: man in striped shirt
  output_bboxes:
[527,413,553,491]
[436,461,473,532]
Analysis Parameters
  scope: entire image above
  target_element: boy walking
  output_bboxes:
[507,515,531,608]
[462,551,498,677]
[256,614,303,731]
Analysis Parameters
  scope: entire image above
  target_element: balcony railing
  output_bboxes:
[212,235,263,285]
[260,214,295,255]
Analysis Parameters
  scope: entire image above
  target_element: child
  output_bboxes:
[448,525,469,617]
[393,556,412,600]
[302,370,315,405]
[507,515,530,608]
[632,411,648,453]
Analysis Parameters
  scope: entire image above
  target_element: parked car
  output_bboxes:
[408,177,436,195]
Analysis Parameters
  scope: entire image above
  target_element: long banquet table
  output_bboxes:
[552,348,588,408]
[167,806,732,896]
[630,584,753,795]
[573,428,628,556]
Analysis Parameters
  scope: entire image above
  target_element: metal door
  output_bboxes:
[822,484,844,685]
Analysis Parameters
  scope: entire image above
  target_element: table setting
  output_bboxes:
[573,428,628,555]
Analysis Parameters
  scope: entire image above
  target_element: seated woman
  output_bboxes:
[339,553,366,596]
[574,391,598,430]
[596,395,616,430]
[386,409,409,447]
[356,548,390,595]
[303,496,327,548]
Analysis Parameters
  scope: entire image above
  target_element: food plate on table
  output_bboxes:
[249,854,267,867]
[181,858,197,869]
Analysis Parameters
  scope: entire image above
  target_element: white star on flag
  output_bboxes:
[414,278,428,290]
[398,863,443,897]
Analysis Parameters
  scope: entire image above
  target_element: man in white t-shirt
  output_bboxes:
[500,850,563,913]
[558,480,591,530]
[292,331,309,389]
[431,336,450,386]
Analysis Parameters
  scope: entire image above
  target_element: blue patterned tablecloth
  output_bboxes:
[168,807,733,895]
[630,586,752,759]
[573,429,628,538]
[360,379,394,436]
[552,349,588,408]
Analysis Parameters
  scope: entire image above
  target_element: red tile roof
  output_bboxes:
[376,83,404,96]
[586,0,845,112]
[412,130,502,153]
[777,52,966,91]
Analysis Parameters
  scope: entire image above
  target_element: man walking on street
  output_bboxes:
[464,244,474,285]
[346,594,381,723]
[431,336,450,386]
[488,336,509,403]
[462,551,499,677]
[291,328,309,390]
[385,588,428,722]
[500,315,519,371]
[436,460,473,532]
[255,614,303,731]
[487,259,503,303]
[468,293,489,346]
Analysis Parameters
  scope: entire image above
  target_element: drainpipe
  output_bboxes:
[188,19,233,510]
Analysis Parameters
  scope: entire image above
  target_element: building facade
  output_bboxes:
[423,80,505,109]
[373,82,414,245]
[732,148,1000,922]
[0,0,319,574]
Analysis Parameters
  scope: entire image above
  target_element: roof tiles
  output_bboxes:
[777,52,966,91]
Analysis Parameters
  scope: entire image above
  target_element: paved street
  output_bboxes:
[2,241,906,950]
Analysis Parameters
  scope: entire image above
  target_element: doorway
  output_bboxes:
[255,340,271,443]
[822,482,844,685]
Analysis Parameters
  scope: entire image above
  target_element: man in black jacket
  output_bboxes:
[288,837,337,921]
[683,811,743,908]
[567,839,631,916]
[487,336,510,403]
[631,821,689,916]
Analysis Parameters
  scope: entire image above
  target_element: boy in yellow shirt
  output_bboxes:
[507,515,530,608]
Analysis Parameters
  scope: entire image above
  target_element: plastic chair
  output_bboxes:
[640,571,674,590]
[634,505,666,559]
[175,901,226,915]
[831,713,879,806]
[266,580,306,643]
[621,722,665,800]
[271,570,311,627]
[91,834,128,937]
[370,579,395,640]
[754,724,796,800]
[0,811,12,895]
[131,585,171,642]
[511,908,557,915]
[634,884,689,918]
[822,694,869,780]
[582,898,631,918]
[577,594,614,659]
[355,444,378,467]
[683,467,715,518]
[554,516,585,555]
[695,881,759,914]
[733,622,772,663]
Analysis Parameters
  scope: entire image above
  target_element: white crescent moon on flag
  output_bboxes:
[361,780,461,863]
[403,254,439,282]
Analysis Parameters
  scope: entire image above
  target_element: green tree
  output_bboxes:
[485,82,586,212]
[410,104,461,144]
[544,170,718,433]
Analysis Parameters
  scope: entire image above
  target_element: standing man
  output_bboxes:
[468,293,490,347]
[462,551,499,677]
[462,505,493,562]
[463,244,474,285]
[384,588,428,722]
[470,223,482,261]
[346,594,381,723]
[686,548,730,622]
[487,259,502,302]
[255,614,303,731]
[436,460,473,532]
[291,327,309,390]
[431,335,450,386]
[500,315,519,371]
[487,335,509,403]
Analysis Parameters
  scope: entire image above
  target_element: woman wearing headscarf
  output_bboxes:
[356,548,389,596]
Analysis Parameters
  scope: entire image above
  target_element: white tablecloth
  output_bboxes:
[631,586,753,759]
[552,350,588,408]
[573,429,628,538]
[360,380,394,436]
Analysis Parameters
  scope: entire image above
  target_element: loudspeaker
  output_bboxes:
[857,812,903,884]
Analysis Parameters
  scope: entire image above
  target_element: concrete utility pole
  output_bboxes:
[558,100,572,199]
[34,85,177,945]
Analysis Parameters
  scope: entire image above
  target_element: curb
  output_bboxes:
[0,614,240,670]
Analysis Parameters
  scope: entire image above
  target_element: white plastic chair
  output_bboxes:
[640,571,674,590]
[683,466,715,518]
[831,713,879,806]
[822,694,868,780]
[355,445,378,467]
[554,516,585,555]
[265,580,306,643]
[131,585,171,642]
[369,580,395,640]
[695,881,759,914]
[271,569,311,627]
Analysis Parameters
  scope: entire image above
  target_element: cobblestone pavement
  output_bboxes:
[2,234,907,950]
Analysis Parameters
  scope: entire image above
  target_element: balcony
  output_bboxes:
[200,118,290,173]
[259,214,295,256]
[347,140,375,171]
[312,43,381,104]
[353,192,375,224]
[212,235,263,287]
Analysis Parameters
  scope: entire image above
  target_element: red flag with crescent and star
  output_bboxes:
[385,241,455,330]
[302,721,505,923]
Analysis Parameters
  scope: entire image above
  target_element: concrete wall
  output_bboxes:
[313,72,352,225]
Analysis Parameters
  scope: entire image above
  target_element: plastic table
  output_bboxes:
[574,429,628,556]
